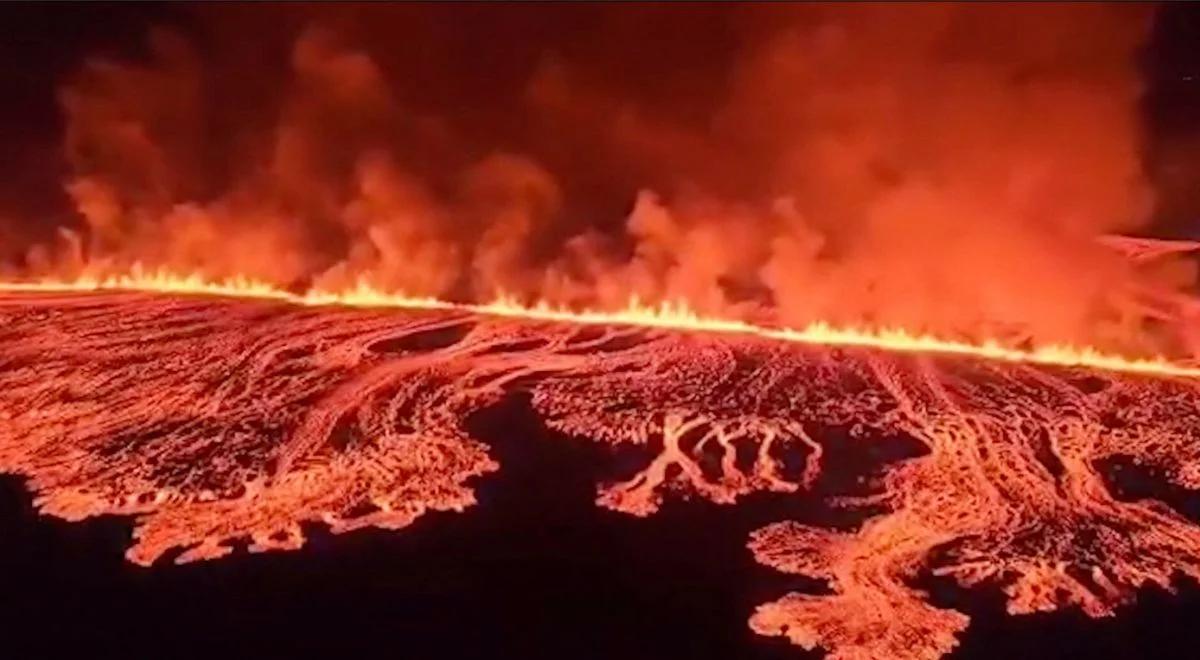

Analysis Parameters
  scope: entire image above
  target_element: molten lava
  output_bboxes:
[4,280,1200,659]
[3,268,1197,378]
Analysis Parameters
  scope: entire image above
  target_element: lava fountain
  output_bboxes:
[4,281,1200,660]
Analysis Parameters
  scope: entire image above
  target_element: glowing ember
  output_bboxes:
[4,286,1200,660]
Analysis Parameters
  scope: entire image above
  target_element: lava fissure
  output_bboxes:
[5,272,1200,378]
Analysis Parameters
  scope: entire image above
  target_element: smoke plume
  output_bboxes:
[8,4,1185,348]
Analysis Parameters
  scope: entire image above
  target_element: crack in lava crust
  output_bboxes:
[4,291,1200,659]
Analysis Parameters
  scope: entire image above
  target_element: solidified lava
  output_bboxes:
[4,291,1200,660]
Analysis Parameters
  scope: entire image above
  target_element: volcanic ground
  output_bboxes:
[4,290,1200,659]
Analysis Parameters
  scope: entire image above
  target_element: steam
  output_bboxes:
[13,4,1185,348]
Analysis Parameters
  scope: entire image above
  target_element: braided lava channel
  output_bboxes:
[4,288,1200,660]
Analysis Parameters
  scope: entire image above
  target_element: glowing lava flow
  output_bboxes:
[6,276,1200,660]
[1,267,1197,378]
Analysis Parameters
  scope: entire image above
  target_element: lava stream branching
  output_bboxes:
[4,286,1200,660]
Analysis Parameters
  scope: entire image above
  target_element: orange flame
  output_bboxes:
[2,264,1197,378]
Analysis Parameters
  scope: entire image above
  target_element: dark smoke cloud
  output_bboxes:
[4,3,1190,349]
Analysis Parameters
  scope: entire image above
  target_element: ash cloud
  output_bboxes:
[8,4,1187,349]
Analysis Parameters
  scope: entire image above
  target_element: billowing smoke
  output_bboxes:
[9,4,1188,349]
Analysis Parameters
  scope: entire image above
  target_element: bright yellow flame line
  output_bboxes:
[1,268,1198,379]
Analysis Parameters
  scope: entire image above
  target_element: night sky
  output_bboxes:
[1144,3,1200,238]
